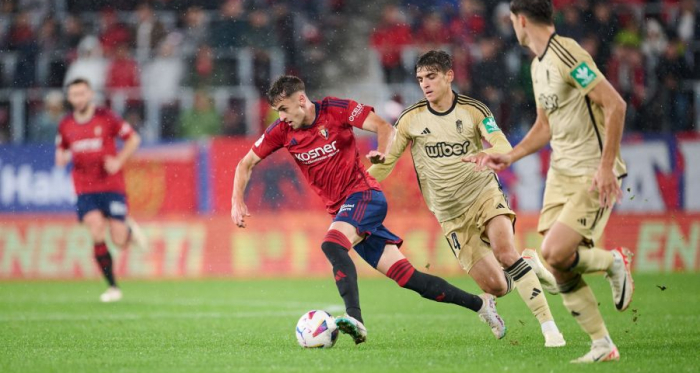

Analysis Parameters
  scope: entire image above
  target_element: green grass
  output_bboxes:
[1,273,698,373]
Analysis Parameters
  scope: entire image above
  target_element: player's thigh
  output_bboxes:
[109,219,130,248]
[328,221,365,246]
[537,171,571,235]
[484,214,519,267]
[468,252,508,297]
[442,214,490,273]
[541,221,585,270]
[375,244,406,275]
[82,210,108,242]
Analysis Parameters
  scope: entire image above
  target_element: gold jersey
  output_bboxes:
[532,33,627,177]
[368,93,512,222]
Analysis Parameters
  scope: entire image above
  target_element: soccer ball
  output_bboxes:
[295,310,339,348]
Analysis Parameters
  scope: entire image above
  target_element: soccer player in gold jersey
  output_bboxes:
[477,0,635,363]
[368,50,565,348]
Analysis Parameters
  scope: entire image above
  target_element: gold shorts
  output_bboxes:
[538,169,619,245]
[440,187,515,272]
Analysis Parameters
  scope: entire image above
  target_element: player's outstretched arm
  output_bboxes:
[479,107,551,172]
[231,150,262,228]
[105,132,141,175]
[361,112,395,164]
[586,79,626,208]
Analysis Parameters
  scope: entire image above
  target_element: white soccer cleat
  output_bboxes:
[521,248,559,295]
[571,337,620,363]
[477,294,506,340]
[126,217,149,251]
[335,315,367,344]
[100,287,123,303]
[544,331,566,348]
[605,247,634,311]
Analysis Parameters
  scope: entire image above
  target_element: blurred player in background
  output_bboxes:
[368,50,565,348]
[232,75,507,344]
[55,78,147,303]
[477,0,634,362]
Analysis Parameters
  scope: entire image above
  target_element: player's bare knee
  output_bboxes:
[481,276,508,297]
[492,244,519,268]
[542,244,569,271]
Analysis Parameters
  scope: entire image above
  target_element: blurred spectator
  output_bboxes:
[415,12,451,49]
[370,4,412,84]
[209,0,248,49]
[185,44,227,87]
[28,90,64,143]
[38,17,68,87]
[106,43,140,91]
[179,90,221,139]
[4,11,38,88]
[607,43,646,127]
[63,36,108,92]
[587,1,619,71]
[655,37,692,132]
[451,47,472,93]
[180,6,208,55]
[493,2,516,46]
[558,5,586,41]
[614,17,643,53]
[676,0,698,44]
[98,8,131,58]
[383,94,405,124]
[471,36,507,117]
[222,102,246,136]
[62,15,85,55]
[247,10,278,91]
[641,18,668,97]
[449,0,487,46]
[142,34,184,105]
[134,2,167,61]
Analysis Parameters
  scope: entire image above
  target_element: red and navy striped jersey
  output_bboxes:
[252,97,381,215]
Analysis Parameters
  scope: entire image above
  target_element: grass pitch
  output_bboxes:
[1,273,697,373]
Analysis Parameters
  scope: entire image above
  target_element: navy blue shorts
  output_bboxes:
[333,189,403,268]
[76,192,128,222]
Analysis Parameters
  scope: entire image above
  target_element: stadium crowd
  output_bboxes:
[0,0,697,143]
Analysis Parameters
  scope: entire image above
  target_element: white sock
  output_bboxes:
[540,320,559,334]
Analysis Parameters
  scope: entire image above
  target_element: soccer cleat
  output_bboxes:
[571,337,620,363]
[126,217,148,251]
[605,247,634,311]
[335,315,367,345]
[99,287,122,303]
[544,331,566,348]
[477,294,506,339]
[522,248,559,295]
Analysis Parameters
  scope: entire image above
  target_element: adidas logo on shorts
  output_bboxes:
[421,128,431,135]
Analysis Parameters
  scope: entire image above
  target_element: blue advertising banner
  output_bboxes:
[0,144,76,213]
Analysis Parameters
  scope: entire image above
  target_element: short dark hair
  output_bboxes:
[415,50,452,74]
[267,75,305,105]
[65,78,91,89]
[510,0,554,25]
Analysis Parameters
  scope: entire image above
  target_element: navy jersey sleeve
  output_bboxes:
[252,120,285,159]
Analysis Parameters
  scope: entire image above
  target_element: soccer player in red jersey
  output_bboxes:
[231,75,507,344]
[55,78,147,303]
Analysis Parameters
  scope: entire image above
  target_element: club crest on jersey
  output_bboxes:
[94,126,102,136]
[455,119,463,133]
[319,126,329,139]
